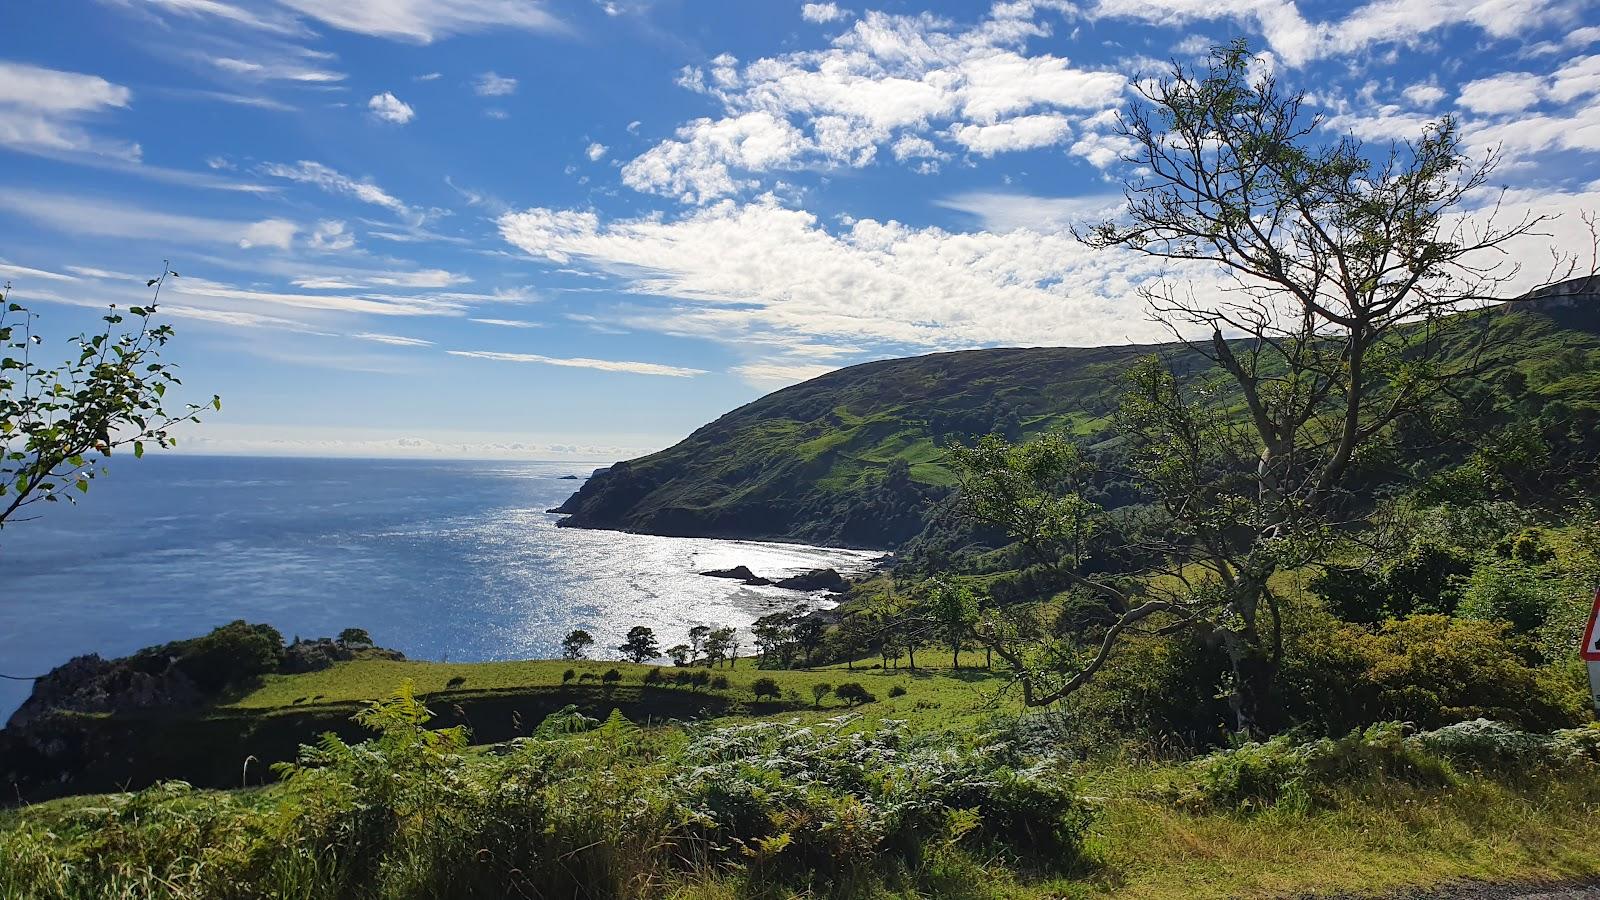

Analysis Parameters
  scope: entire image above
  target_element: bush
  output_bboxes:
[643,667,665,684]
[750,677,781,700]
[710,674,729,690]
[1278,614,1585,734]
[674,717,1095,878]
[601,668,622,685]
[562,668,576,684]
[135,620,285,695]
[888,684,907,698]
[1182,723,1453,812]
[834,682,875,706]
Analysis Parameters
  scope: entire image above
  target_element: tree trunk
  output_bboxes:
[952,643,959,670]
[907,647,916,671]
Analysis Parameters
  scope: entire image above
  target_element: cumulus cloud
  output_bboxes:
[474,71,519,96]
[368,91,415,123]
[1401,82,1445,106]
[586,141,608,161]
[625,6,1127,202]
[1458,72,1546,114]
[446,350,707,377]
[499,195,1183,352]
[949,113,1072,155]
[1087,0,1567,68]
[801,2,849,23]
[0,61,139,159]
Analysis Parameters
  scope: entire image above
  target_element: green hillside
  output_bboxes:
[556,298,1600,549]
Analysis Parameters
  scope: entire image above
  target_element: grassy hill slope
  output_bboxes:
[556,298,1600,549]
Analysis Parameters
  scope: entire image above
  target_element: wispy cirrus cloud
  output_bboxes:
[0,61,139,160]
[447,349,707,377]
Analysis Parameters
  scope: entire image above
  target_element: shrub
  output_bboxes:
[750,677,781,700]
[138,620,285,695]
[1412,718,1557,772]
[643,667,666,684]
[601,668,622,685]
[561,668,576,684]
[834,682,875,706]
[811,683,833,707]
[1182,723,1453,812]
[888,684,907,698]
[691,670,711,689]
[1278,614,1585,734]
[673,717,1095,878]
[710,674,729,690]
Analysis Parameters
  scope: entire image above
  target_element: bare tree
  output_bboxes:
[957,41,1591,736]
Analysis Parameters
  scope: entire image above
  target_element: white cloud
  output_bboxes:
[1401,82,1445,106]
[309,219,356,251]
[586,141,608,161]
[1550,54,1600,104]
[499,195,1181,351]
[949,113,1072,155]
[238,219,299,249]
[368,91,416,124]
[474,71,519,96]
[416,71,443,81]
[114,0,306,35]
[0,62,139,159]
[801,2,849,24]
[0,189,299,250]
[628,7,1127,201]
[936,191,1123,232]
[0,262,78,282]
[260,160,411,215]
[205,55,344,83]
[1087,0,1566,67]
[447,350,707,377]
[731,361,838,386]
[471,318,545,328]
[1457,72,1546,114]
[623,112,808,203]
[273,0,564,43]
[352,332,434,346]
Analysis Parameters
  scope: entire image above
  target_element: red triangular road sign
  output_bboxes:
[1581,589,1600,662]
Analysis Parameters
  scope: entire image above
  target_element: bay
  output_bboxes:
[0,455,884,718]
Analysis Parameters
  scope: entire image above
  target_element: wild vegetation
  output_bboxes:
[5,40,1600,899]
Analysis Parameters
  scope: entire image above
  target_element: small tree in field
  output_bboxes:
[926,578,977,670]
[810,682,832,708]
[750,676,780,701]
[2,264,219,530]
[834,682,875,706]
[561,629,595,660]
[337,628,373,648]
[958,40,1588,737]
[617,626,660,663]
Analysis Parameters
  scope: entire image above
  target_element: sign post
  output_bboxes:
[1581,589,1600,717]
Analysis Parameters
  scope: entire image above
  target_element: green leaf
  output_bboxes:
[75,479,89,494]
[212,395,222,411]
[133,441,144,459]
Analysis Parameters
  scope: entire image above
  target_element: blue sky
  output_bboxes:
[3,0,1599,460]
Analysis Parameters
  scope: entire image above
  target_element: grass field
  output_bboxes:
[230,653,1022,733]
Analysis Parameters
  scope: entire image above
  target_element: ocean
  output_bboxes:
[0,455,884,718]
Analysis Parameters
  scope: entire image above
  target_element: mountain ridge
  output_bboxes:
[555,294,1600,550]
